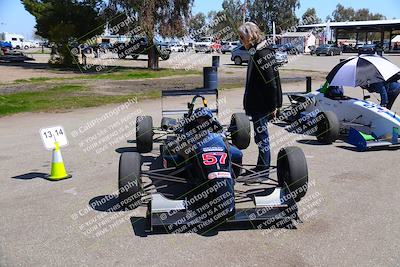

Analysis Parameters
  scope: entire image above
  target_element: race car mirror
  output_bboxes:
[40,126,69,150]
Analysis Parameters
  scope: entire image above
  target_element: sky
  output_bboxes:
[0,0,399,40]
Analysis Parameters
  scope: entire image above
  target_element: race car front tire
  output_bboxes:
[119,152,142,209]
[136,116,153,153]
[230,113,251,149]
[277,146,308,202]
[316,111,340,144]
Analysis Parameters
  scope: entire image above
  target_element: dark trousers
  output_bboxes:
[251,113,271,175]
[387,82,400,110]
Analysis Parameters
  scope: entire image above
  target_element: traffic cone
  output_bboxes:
[47,142,72,181]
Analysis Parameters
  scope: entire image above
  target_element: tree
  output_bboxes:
[332,4,355,22]
[222,0,243,27]
[331,4,385,22]
[109,0,193,69]
[206,5,241,41]
[301,8,321,25]
[21,0,105,66]
[247,0,300,34]
[189,12,206,39]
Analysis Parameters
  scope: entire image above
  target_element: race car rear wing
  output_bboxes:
[161,88,219,117]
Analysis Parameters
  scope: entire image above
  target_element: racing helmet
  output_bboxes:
[186,107,214,131]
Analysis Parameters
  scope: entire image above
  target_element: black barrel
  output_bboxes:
[203,66,218,90]
[212,56,220,67]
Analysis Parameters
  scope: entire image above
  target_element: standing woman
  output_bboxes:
[238,22,282,181]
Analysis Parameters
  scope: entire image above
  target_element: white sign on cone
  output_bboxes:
[40,126,68,150]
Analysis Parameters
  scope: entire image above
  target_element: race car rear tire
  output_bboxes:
[119,152,142,209]
[136,116,153,153]
[277,146,308,202]
[230,113,251,149]
[316,111,340,144]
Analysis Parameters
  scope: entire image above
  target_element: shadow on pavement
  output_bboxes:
[337,145,400,152]
[89,195,124,212]
[2,61,156,73]
[115,147,137,153]
[296,139,330,146]
[11,172,48,180]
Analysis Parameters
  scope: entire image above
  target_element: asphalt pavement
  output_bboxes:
[1,82,400,266]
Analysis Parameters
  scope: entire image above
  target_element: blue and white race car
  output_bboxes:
[280,90,400,151]
[118,90,309,233]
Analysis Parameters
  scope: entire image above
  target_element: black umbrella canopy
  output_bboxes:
[326,55,400,87]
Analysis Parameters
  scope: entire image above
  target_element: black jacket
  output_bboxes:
[243,42,282,116]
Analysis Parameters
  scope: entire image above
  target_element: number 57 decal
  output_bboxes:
[202,152,227,165]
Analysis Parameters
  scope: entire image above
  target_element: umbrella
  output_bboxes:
[326,54,400,87]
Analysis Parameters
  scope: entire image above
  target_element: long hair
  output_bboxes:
[238,22,264,46]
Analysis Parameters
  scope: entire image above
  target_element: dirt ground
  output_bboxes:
[0,53,326,96]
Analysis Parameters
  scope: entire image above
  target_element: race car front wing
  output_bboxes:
[145,183,301,234]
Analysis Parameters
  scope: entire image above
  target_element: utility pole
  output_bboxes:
[242,0,247,24]
[272,21,276,44]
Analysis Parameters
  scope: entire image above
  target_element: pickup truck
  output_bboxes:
[114,37,171,60]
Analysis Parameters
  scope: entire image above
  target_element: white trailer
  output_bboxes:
[0,32,29,50]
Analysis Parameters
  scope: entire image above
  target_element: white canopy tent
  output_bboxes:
[392,35,400,43]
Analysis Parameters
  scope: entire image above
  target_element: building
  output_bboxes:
[298,19,400,53]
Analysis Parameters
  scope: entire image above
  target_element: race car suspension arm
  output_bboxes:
[142,167,188,184]
[142,172,188,184]
[231,162,278,183]
[152,130,170,142]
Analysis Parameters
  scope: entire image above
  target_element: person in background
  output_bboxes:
[238,22,282,183]
[363,81,400,110]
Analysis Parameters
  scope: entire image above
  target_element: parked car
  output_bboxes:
[221,41,239,54]
[0,41,12,49]
[269,44,289,65]
[170,44,185,52]
[341,44,358,53]
[114,37,171,60]
[194,37,213,53]
[279,43,300,55]
[314,44,341,56]
[358,44,377,55]
[231,45,288,66]
[96,42,113,53]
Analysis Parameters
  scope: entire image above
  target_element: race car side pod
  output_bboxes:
[347,127,399,151]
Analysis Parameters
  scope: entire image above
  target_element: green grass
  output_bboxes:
[9,69,201,84]
[0,84,161,116]
[14,77,54,83]
[76,68,201,80]
[28,51,51,54]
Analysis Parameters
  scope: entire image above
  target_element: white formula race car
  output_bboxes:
[279,90,400,151]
